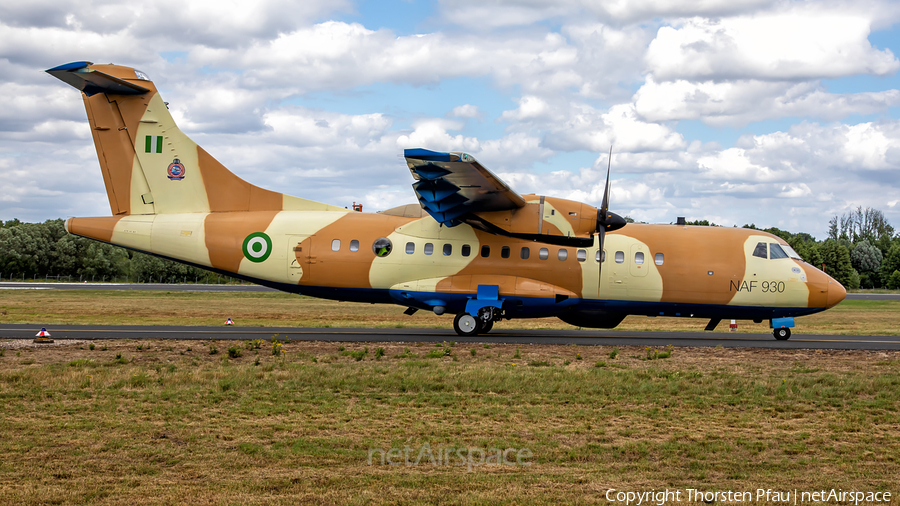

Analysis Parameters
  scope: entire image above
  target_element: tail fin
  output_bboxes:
[47,62,343,215]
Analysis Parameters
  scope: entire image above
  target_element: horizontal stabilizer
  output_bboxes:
[46,62,150,97]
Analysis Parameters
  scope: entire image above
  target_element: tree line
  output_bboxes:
[2,208,899,289]
[0,219,237,284]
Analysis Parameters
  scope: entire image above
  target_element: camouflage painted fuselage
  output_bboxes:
[50,62,845,330]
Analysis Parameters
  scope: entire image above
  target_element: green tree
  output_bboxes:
[788,235,823,266]
[851,240,883,275]
[888,270,900,290]
[819,240,855,288]
[881,243,900,287]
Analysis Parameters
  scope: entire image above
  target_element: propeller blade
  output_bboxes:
[600,145,612,219]
[598,146,612,294]
[597,228,605,295]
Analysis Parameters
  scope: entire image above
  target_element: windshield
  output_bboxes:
[781,244,802,260]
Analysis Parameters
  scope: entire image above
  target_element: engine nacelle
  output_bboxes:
[470,195,600,246]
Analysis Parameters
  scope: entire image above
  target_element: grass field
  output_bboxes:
[1,290,899,504]
[0,288,899,335]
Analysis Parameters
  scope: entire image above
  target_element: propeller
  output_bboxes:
[596,146,627,291]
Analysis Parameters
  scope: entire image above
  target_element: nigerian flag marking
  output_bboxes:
[242,232,272,263]
[144,135,163,153]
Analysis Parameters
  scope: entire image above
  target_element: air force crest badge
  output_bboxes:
[167,159,186,180]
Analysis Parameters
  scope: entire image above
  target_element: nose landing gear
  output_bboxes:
[773,328,791,340]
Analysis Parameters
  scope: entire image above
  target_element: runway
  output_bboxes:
[1,281,897,300]
[2,324,899,350]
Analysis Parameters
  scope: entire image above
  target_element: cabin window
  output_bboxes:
[350,240,359,252]
[596,250,605,262]
[501,246,510,258]
[331,239,341,251]
[635,252,644,264]
[770,243,789,259]
[655,252,664,265]
[615,251,624,263]
[753,242,767,259]
[481,245,490,257]
[443,244,452,256]
[539,248,549,260]
[424,243,434,255]
[406,242,415,254]
[462,244,471,257]
[373,238,392,257]
[558,249,568,261]
[577,249,586,262]
[521,247,530,259]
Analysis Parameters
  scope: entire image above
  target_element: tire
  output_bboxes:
[480,320,493,334]
[773,328,791,340]
[453,313,481,336]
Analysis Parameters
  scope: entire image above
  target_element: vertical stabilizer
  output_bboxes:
[47,61,346,216]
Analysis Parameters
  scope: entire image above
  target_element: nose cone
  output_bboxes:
[826,279,847,308]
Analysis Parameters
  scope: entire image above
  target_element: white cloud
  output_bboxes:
[646,10,900,81]
[449,104,482,119]
[3,0,900,239]
[634,78,900,126]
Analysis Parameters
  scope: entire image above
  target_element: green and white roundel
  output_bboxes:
[242,232,272,262]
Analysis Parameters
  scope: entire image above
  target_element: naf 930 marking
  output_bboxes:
[47,62,846,339]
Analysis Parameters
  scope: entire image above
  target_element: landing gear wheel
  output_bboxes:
[480,320,493,334]
[773,328,791,340]
[453,313,481,336]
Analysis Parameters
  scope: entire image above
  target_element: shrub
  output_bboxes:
[227,346,242,359]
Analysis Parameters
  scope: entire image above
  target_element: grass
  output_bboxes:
[1,288,899,503]
[0,289,898,334]
[0,340,898,504]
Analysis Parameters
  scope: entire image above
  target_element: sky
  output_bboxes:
[2,0,900,239]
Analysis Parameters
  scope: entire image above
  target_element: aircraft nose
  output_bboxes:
[826,279,847,308]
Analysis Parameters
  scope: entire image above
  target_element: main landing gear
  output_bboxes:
[452,307,499,336]
[453,313,480,336]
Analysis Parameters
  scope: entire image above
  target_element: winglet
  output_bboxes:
[46,61,150,97]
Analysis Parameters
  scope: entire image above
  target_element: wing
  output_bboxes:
[405,149,526,226]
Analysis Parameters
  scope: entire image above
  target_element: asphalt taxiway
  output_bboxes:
[1,324,898,350]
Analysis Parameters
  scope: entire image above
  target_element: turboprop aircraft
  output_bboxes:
[47,61,846,339]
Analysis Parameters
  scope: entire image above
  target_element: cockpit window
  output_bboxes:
[769,243,789,259]
[752,242,767,259]
[781,244,802,260]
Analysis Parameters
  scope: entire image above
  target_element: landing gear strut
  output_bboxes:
[773,328,791,340]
